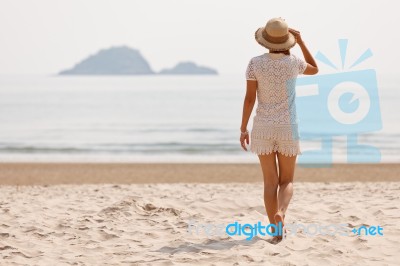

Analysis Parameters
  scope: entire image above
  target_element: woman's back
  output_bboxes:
[246,53,307,126]
[240,17,318,157]
[240,18,320,243]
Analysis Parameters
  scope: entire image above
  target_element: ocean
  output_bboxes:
[0,74,398,163]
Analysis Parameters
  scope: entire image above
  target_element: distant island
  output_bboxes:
[59,46,218,75]
[59,46,154,75]
[159,62,217,75]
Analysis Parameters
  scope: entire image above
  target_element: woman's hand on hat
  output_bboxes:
[289,28,303,44]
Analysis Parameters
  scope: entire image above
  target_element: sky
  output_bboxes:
[0,0,399,77]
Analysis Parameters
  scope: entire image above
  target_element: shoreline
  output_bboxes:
[0,162,399,185]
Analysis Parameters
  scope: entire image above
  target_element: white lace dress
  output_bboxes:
[245,53,307,156]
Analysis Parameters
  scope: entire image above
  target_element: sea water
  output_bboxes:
[0,74,398,163]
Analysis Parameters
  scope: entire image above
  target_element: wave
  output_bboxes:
[0,142,242,154]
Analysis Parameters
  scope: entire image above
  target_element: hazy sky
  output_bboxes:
[0,0,399,76]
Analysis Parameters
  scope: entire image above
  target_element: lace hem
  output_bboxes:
[250,140,301,157]
[251,124,299,140]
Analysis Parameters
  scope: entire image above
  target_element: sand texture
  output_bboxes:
[1,181,399,265]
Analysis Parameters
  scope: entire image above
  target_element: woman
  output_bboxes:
[239,18,318,242]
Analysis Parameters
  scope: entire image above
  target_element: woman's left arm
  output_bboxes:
[240,80,257,151]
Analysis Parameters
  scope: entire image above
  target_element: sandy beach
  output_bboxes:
[0,163,399,265]
[0,163,399,185]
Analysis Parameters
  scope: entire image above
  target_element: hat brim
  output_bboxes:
[255,27,296,51]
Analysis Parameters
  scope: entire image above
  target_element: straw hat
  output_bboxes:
[255,18,296,51]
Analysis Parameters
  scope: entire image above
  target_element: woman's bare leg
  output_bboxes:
[257,152,279,233]
[276,152,297,220]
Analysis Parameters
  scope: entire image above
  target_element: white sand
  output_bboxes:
[1,182,399,265]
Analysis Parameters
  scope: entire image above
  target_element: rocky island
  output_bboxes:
[59,46,218,75]
[59,46,154,75]
[159,61,217,75]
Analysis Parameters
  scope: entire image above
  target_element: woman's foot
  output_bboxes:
[274,210,285,226]
[271,235,282,244]
[274,211,286,240]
